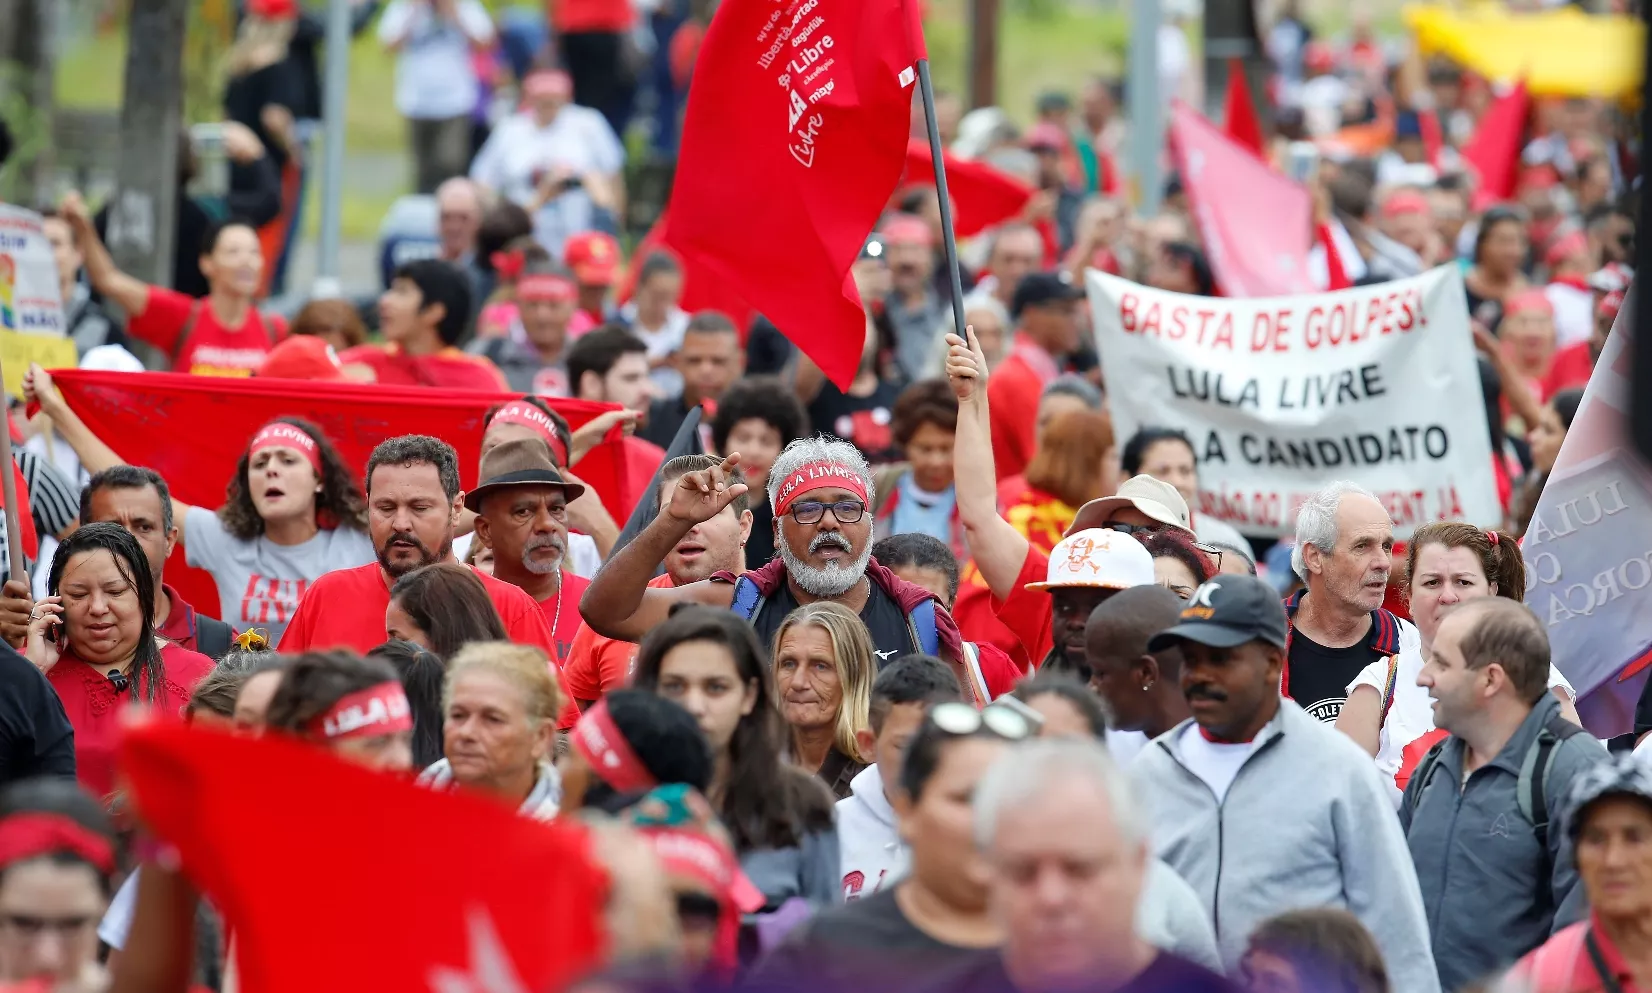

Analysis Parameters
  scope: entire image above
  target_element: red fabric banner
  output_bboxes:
[901,139,1034,238]
[1462,79,1531,211]
[49,370,633,619]
[1169,101,1316,298]
[1221,59,1266,159]
[663,0,923,389]
[120,721,608,993]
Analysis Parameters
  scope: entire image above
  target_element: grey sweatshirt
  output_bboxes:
[1132,698,1441,993]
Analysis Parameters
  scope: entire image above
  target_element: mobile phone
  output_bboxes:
[1286,141,1321,186]
[559,175,584,192]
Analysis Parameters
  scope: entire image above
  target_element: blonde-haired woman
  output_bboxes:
[417,641,563,820]
[773,602,876,801]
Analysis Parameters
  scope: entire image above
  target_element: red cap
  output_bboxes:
[1544,230,1589,269]
[879,213,933,247]
[256,335,347,382]
[1024,122,1068,152]
[248,0,299,20]
[1519,165,1561,191]
[1380,190,1431,219]
[1504,289,1555,319]
[563,232,621,286]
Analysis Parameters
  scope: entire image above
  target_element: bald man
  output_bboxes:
[1086,585,1192,742]
[435,177,483,263]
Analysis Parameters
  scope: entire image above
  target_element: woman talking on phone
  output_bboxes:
[25,523,214,799]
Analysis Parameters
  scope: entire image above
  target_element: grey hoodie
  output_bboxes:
[1132,698,1440,993]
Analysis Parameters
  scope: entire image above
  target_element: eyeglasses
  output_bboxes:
[1099,521,1224,569]
[788,500,866,525]
[930,700,1039,740]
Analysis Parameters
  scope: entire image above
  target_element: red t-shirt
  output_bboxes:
[551,0,633,35]
[987,349,1051,482]
[339,343,510,392]
[562,573,674,719]
[130,286,287,376]
[279,562,557,660]
[48,642,214,798]
[1542,341,1594,400]
[991,545,1055,667]
[540,572,592,666]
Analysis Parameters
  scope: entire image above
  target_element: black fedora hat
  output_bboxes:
[464,438,586,513]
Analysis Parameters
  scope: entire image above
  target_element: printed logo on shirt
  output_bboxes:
[1305,697,1344,723]
[841,868,888,902]
[188,345,272,375]
[241,575,309,626]
[531,366,570,397]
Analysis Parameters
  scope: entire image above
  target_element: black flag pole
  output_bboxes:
[608,406,706,576]
[915,58,972,344]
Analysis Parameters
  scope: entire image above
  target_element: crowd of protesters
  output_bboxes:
[0,0,1647,990]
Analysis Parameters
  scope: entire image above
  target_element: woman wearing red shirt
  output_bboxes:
[24,524,213,800]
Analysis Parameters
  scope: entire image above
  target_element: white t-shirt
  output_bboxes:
[1175,722,1260,803]
[618,301,690,396]
[377,0,495,120]
[452,530,602,579]
[1348,644,1577,806]
[469,109,624,258]
[1547,281,1595,350]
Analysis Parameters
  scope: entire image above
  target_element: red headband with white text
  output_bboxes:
[489,400,569,465]
[773,462,870,518]
[250,422,322,472]
[305,682,413,741]
[571,699,658,794]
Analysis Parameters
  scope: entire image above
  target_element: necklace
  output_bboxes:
[547,570,563,659]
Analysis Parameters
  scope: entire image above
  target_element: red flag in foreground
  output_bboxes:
[1221,59,1266,159]
[49,371,634,618]
[663,0,923,388]
[1168,101,1315,297]
[901,139,1034,237]
[1462,78,1530,210]
[121,722,607,993]
[618,210,757,338]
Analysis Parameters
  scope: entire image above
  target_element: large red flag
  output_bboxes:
[663,0,924,388]
[1221,59,1266,159]
[121,721,608,993]
[1462,78,1530,210]
[1168,101,1316,298]
[617,210,758,338]
[49,371,634,618]
[901,139,1034,238]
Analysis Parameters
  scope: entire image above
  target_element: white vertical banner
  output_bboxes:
[1085,265,1499,538]
[0,205,66,335]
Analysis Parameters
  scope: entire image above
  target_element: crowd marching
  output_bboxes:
[0,0,1647,989]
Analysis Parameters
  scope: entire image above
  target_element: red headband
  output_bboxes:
[0,813,114,875]
[642,826,765,972]
[250,422,322,472]
[517,274,577,302]
[491,250,526,282]
[306,682,413,741]
[571,699,657,794]
[489,400,569,465]
[773,462,870,518]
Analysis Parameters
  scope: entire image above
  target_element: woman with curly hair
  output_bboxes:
[25,367,372,644]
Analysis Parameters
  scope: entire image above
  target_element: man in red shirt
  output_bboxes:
[58,193,285,376]
[987,272,1083,481]
[568,326,666,515]
[342,260,509,390]
[280,435,556,655]
[467,438,590,664]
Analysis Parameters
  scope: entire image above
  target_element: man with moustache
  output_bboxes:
[280,435,556,657]
[1131,576,1438,992]
[467,438,589,665]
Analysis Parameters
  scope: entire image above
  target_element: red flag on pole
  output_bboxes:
[1221,59,1266,159]
[120,721,608,993]
[1168,101,1316,298]
[663,0,924,389]
[901,139,1034,238]
[1461,78,1530,211]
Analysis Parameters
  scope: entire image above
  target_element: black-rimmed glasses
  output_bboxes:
[788,499,867,525]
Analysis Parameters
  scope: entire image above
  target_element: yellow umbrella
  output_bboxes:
[1405,3,1643,99]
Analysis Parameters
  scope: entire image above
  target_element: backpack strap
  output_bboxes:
[169,299,205,366]
[961,642,992,703]
[1379,653,1402,725]
[909,598,939,657]
[730,575,765,623]
[1518,715,1587,853]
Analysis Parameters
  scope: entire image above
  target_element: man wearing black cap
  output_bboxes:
[986,271,1084,482]
[1132,575,1439,993]
[468,438,590,663]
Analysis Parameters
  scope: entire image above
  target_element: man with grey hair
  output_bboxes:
[580,437,978,697]
[1284,480,1415,724]
[941,737,1232,993]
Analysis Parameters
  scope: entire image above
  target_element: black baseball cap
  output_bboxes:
[1148,575,1289,652]
[1011,271,1082,319]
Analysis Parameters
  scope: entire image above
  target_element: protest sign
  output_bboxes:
[1085,265,1499,538]
[1520,288,1651,737]
[0,206,67,336]
[0,329,76,397]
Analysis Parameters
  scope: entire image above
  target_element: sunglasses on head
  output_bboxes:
[1098,521,1225,569]
[930,700,1040,740]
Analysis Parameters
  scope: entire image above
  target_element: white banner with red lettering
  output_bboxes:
[1085,265,1499,538]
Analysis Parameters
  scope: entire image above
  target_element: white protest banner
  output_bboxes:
[0,206,66,337]
[1085,265,1499,538]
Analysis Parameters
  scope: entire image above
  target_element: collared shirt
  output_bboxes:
[154,583,225,656]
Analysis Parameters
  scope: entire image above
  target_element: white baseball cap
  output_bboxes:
[1025,528,1156,592]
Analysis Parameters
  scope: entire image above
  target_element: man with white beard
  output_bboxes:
[467,438,590,664]
[580,437,981,700]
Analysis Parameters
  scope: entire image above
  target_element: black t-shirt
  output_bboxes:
[223,60,303,170]
[745,501,777,572]
[808,380,904,465]
[640,395,693,450]
[0,642,75,787]
[748,888,974,993]
[924,951,1238,993]
[1287,625,1377,723]
[753,577,917,663]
